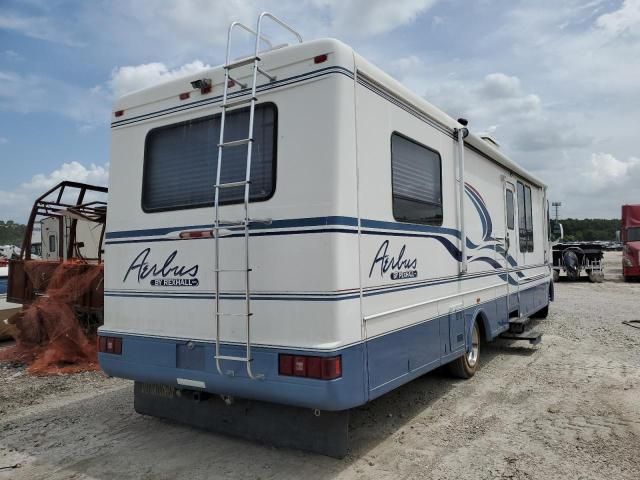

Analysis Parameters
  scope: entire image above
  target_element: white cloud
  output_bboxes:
[21,162,109,191]
[582,153,640,190]
[596,0,640,37]
[314,0,439,37]
[0,162,109,222]
[108,60,211,98]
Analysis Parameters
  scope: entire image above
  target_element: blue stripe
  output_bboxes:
[111,66,355,128]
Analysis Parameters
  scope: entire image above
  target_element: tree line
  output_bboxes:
[0,220,27,246]
[559,218,620,242]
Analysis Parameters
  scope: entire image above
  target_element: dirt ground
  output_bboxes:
[1,252,639,480]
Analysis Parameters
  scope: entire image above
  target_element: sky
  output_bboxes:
[0,0,639,222]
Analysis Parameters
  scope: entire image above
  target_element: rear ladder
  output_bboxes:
[213,13,302,379]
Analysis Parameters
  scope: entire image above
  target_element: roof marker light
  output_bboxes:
[314,54,328,64]
[179,92,190,100]
[227,79,236,88]
[114,110,124,117]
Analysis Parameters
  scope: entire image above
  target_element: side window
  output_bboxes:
[48,234,57,253]
[525,185,534,252]
[391,133,443,226]
[517,182,527,252]
[506,189,515,230]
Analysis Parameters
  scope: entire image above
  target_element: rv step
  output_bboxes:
[499,330,542,345]
[225,56,260,70]
[222,96,257,109]
[218,138,253,148]
[257,66,276,82]
[134,382,349,458]
[508,316,530,334]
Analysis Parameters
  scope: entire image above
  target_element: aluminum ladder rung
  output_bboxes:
[215,180,250,189]
[218,218,272,225]
[214,268,252,272]
[222,96,256,109]
[225,55,260,70]
[218,138,253,148]
[215,312,253,317]
[215,355,252,362]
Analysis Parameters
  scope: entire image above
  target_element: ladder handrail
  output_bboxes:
[254,12,303,58]
[225,21,273,65]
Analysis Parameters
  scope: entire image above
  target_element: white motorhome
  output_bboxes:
[99,13,552,455]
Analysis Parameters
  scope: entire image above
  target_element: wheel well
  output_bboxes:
[473,310,489,343]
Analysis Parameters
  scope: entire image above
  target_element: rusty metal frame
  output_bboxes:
[20,181,108,262]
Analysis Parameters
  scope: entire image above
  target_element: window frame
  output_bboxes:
[516,180,535,253]
[390,131,444,226]
[48,234,57,253]
[141,102,278,213]
[506,188,515,230]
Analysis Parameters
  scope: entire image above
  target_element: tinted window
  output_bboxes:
[517,182,527,252]
[517,181,535,252]
[525,185,533,252]
[48,235,56,252]
[506,189,515,230]
[391,133,442,225]
[143,104,277,212]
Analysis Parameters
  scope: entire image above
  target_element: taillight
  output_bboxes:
[98,336,122,355]
[314,54,328,64]
[279,354,341,380]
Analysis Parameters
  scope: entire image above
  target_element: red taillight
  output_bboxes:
[279,354,341,380]
[293,356,306,376]
[314,54,328,64]
[179,229,213,239]
[114,110,124,118]
[98,336,122,355]
[179,92,190,100]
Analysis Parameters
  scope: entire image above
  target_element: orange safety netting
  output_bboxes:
[0,260,103,375]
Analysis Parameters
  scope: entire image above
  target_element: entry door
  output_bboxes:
[503,183,518,316]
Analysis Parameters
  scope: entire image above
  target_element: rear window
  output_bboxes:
[142,103,277,212]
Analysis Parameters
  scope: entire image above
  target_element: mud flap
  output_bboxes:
[133,382,350,458]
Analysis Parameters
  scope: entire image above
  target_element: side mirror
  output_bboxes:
[550,221,564,242]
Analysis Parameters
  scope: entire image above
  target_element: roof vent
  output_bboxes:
[480,135,500,148]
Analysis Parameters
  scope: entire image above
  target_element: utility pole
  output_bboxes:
[552,202,562,222]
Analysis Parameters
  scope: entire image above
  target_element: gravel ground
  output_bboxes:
[1,252,638,480]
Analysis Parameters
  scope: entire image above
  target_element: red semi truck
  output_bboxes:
[621,204,640,281]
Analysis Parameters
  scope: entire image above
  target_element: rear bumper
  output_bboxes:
[623,265,640,278]
[98,333,367,411]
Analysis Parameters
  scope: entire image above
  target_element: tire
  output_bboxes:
[448,320,480,379]
[531,304,549,319]
[552,269,560,282]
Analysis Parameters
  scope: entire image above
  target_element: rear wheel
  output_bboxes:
[448,321,480,379]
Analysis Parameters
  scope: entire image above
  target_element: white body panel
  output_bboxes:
[103,38,550,357]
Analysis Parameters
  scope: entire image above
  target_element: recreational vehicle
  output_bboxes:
[99,13,552,456]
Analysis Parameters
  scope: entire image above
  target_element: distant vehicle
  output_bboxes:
[621,204,640,281]
[552,242,604,282]
[98,12,552,457]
